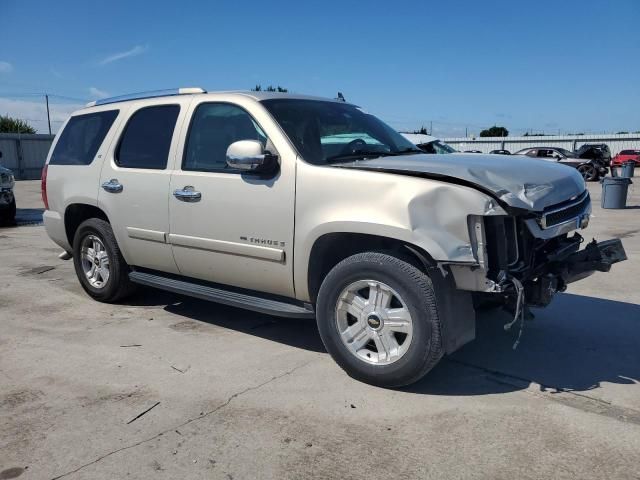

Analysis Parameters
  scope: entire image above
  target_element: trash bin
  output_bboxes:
[601,177,632,209]
[621,161,636,178]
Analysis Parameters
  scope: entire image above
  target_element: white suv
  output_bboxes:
[42,88,626,387]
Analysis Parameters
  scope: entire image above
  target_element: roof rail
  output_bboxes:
[85,87,206,107]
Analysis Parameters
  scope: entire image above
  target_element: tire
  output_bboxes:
[316,252,443,387]
[0,198,16,226]
[72,218,135,302]
[577,164,597,181]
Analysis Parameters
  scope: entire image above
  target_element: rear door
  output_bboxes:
[168,99,296,297]
[98,99,190,273]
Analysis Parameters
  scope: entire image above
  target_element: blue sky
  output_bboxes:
[0,0,638,136]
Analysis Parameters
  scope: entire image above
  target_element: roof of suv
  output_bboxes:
[84,87,347,109]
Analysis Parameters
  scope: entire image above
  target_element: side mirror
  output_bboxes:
[226,140,278,174]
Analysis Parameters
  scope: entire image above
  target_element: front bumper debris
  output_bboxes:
[559,238,627,283]
[526,237,626,306]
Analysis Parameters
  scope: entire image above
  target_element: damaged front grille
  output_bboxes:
[540,191,590,229]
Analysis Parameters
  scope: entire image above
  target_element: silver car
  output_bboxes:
[513,147,608,181]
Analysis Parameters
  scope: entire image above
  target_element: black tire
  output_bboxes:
[316,252,443,387]
[577,164,598,181]
[0,198,16,226]
[72,218,135,302]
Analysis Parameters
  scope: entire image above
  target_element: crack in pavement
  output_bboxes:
[447,358,640,425]
[50,360,312,480]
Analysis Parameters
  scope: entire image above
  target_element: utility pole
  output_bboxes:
[45,94,51,134]
[429,120,433,136]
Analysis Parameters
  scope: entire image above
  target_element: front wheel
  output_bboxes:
[577,163,598,181]
[316,252,443,387]
[72,218,135,302]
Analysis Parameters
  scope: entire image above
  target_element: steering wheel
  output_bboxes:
[343,138,367,155]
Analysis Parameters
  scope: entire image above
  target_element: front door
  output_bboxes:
[168,100,296,297]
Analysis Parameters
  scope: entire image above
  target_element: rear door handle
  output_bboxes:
[173,186,202,202]
[101,179,123,193]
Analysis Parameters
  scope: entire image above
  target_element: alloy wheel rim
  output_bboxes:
[579,165,595,179]
[80,234,110,289]
[335,280,413,366]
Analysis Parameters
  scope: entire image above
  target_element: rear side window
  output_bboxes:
[116,105,180,169]
[49,110,119,165]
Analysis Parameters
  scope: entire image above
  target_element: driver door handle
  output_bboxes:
[173,186,202,202]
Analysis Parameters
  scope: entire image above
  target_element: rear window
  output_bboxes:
[620,150,637,155]
[49,110,119,165]
[116,105,180,169]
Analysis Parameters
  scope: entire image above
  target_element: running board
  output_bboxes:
[129,271,315,319]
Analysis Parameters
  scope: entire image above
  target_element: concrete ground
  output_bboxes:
[1,179,639,480]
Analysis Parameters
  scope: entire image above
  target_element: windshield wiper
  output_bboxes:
[326,148,422,163]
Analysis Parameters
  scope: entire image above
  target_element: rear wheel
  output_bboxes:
[72,218,135,302]
[577,163,598,181]
[316,252,443,387]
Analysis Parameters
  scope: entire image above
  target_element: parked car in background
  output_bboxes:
[400,133,457,154]
[0,153,16,225]
[611,149,640,166]
[574,143,612,165]
[463,150,483,153]
[513,147,607,181]
[489,149,511,155]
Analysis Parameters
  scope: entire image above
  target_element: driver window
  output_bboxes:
[183,103,267,172]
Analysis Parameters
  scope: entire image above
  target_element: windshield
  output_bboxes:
[557,148,574,157]
[418,140,457,154]
[261,99,421,164]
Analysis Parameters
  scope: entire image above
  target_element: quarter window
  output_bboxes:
[50,110,119,165]
[116,105,180,169]
[183,103,267,172]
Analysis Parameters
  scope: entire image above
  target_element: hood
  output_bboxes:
[335,153,586,211]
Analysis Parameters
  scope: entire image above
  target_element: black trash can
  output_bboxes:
[601,177,632,209]
[621,161,636,178]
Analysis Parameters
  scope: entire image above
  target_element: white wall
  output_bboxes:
[442,133,640,155]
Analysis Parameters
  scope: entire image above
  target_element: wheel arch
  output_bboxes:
[64,203,110,247]
[305,231,477,356]
[305,232,436,305]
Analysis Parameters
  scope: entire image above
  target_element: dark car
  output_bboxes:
[489,149,511,155]
[463,150,483,153]
[574,144,612,165]
[513,147,608,181]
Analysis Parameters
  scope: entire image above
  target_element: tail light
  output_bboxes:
[41,164,49,210]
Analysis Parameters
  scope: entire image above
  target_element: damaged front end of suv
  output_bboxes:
[339,152,627,335]
[466,192,626,309]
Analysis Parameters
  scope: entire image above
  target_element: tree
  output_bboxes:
[0,115,36,134]
[412,126,429,135]
[479,125,508,137]
[252,84,288,92]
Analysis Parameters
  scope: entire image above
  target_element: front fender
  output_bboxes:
[293,163,507,301]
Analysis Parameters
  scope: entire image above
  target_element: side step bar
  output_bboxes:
[129,271,315,319]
